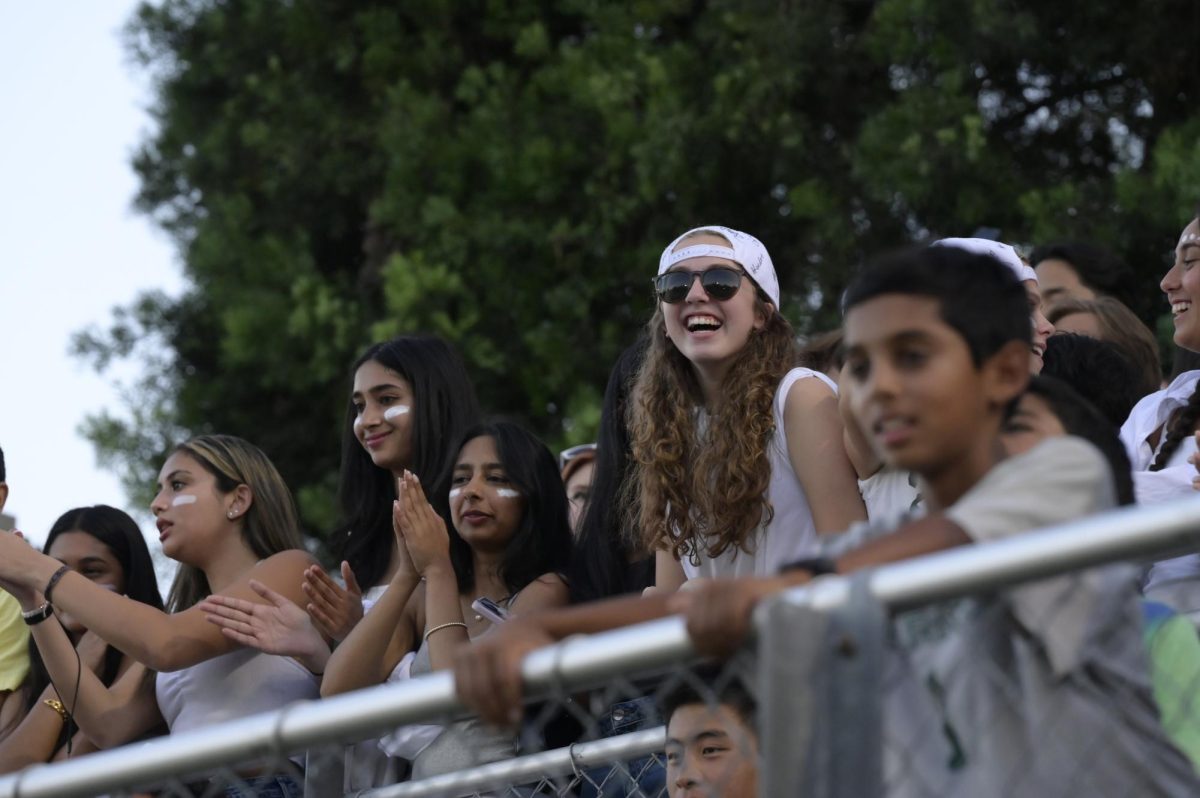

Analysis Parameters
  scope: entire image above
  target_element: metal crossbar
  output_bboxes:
[0,495,1197,797]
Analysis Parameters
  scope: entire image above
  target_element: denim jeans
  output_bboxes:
[579,697,666,798]
[223,774,303,798]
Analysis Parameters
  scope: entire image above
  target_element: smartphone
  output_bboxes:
[471,597,510,624]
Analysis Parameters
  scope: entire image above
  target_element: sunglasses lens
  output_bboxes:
[654,268,743,303]
[655,273,693,304]
[701,269,742,300]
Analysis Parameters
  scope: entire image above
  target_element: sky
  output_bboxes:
[0,2,184,568]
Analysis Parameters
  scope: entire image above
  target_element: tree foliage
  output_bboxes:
[79,0,1200,540]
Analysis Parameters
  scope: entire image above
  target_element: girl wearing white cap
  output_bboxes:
[628,226,866,589]
[932,237,1056,373]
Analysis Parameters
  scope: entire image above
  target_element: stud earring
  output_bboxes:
[227,510,236,519]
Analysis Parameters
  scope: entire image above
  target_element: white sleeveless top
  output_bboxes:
[681,367,835,580]
[155,647,319,734]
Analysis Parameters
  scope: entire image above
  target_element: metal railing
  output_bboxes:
[0,495,1197,797]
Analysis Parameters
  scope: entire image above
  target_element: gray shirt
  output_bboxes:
[822,437,1200,796]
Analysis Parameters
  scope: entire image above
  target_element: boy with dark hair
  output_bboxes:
[660,669,758,798]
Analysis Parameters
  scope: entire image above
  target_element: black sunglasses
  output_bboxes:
[652,267,745,304]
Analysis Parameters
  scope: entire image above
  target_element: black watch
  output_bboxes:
[778,557,838,576]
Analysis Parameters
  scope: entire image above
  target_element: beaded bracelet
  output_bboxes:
[43,565,70,604]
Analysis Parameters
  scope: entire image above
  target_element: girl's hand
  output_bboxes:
[75,630,110,675]
[396,471,451,577]
[302,563,363,643]
[200,579,330,673]
[390,485,420,584]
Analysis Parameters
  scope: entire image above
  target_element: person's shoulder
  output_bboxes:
[998,436,1106,479]
[255,549,319,574]
[779,367,838,417]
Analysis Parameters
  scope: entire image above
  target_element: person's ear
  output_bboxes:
[982,340,1032,409]
[226,483,254,521]
[0,482,8,514]
[754,301,774,331]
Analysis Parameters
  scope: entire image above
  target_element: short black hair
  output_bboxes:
[1040,334,1143,429]
[0,445,5,483]
[1029,241,1137,301]
[660,665,758,732]
[843,245,1031,366]
[1022,375,1135,506]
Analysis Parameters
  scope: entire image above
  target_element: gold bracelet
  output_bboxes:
[423,621,468,642]
[43,698,68,722]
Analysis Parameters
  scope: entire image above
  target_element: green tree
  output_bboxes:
[79,0,1200,543]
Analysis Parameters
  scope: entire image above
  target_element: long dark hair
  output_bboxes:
[336,336,481,589]
[19,506,163,747]
[567,338,653,603]
[446,421,573,596]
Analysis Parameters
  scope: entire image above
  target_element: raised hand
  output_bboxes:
[396,471,451,577]
[302,563,363,643]
[75,630,110,675]
[200,579,330,674]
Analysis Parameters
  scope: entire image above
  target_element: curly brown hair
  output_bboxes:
[624,299,799,564]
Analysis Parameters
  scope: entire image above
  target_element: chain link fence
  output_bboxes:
[3,497,1200,798]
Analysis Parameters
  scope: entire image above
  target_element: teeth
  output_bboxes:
[1173,302,1192,315]
[686,315,721,331]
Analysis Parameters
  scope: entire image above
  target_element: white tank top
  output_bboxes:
[155,647,319,734]
[681,367,835,580]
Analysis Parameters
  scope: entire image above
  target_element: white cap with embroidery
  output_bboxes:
[658,225,780,306]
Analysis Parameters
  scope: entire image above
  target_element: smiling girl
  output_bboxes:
[298,336,480,644]
[0,435,316,795]
[628,225,865,588]
[209,421,572,777]
[1121,214,1200,605]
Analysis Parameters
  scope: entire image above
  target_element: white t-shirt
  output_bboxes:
[681,367,835,580]
[1119,370,1200,589]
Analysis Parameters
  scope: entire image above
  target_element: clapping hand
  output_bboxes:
[200,580,330,674]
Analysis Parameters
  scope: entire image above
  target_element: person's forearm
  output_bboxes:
[18,567,188,671]
[423,563,469,671]
[0,685,64,773]
[835,515,970,574]
[322,571,418,696]
[523,591,675,641]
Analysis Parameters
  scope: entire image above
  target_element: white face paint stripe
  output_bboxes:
[449,488,463,498]
[384,405,411,420]
[495,488,521,499]
[171,495,197,507]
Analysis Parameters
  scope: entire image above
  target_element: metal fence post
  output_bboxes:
[757,571,885,798]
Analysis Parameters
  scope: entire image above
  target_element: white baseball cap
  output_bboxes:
[658,225,780,306]
[932,237,1037,283]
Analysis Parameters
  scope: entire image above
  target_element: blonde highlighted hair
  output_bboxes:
[166,434,303,612]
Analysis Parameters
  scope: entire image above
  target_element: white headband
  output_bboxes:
[932,237,1037,283]
[658,225,780,306]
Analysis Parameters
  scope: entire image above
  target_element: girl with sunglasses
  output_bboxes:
[631,226,865,589]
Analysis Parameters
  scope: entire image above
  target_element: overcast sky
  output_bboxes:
[1,2,184,563]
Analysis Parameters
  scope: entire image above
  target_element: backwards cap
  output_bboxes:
[658,225,780,306]
[932,237,1037,284]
